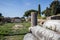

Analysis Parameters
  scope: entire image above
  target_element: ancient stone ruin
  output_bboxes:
[46,14,60,20]
[23,11,60,40]
[24,0,60,40]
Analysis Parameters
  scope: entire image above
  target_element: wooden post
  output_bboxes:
[31,12,37,27]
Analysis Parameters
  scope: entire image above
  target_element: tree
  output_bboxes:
[0,13,3,21]
[5,17,11,23]
[45,7,51,17]
[0,13,2,17]
[38,4,41,16]
[42,10,46,15]
[21,17,25,22]
[23,9,38,18]
[42,0,60,17]
[37,4,41,19]
[0,13,4,25]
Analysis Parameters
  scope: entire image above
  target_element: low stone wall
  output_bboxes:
[46,15,60,20]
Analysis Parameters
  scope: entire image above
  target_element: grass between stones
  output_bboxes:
[0,22,31,40]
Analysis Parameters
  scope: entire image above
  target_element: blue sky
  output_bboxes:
[0,0,53,17]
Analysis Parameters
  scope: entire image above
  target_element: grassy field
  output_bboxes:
[0,22,31,40]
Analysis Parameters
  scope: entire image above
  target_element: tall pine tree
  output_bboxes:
[37,4,41,19]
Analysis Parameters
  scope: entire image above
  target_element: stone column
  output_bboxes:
[31,12,37,27]
[30,26,60,40]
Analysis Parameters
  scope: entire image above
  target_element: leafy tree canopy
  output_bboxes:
[42,0,60,17]
[23,9,38,17]
[0,13,2,17]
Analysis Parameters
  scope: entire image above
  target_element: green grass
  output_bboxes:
[0,23,15,34]
[0,22,31,40]
[0,35,24,40]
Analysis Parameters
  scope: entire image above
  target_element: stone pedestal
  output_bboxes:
[31,12,37,27]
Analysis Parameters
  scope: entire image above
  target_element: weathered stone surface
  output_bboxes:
[46,15,60,20]
[12,24,23,30]
[31,12,37,27]
[23,33,38,40]
[43,20,60,33]
[29,26,60,40]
